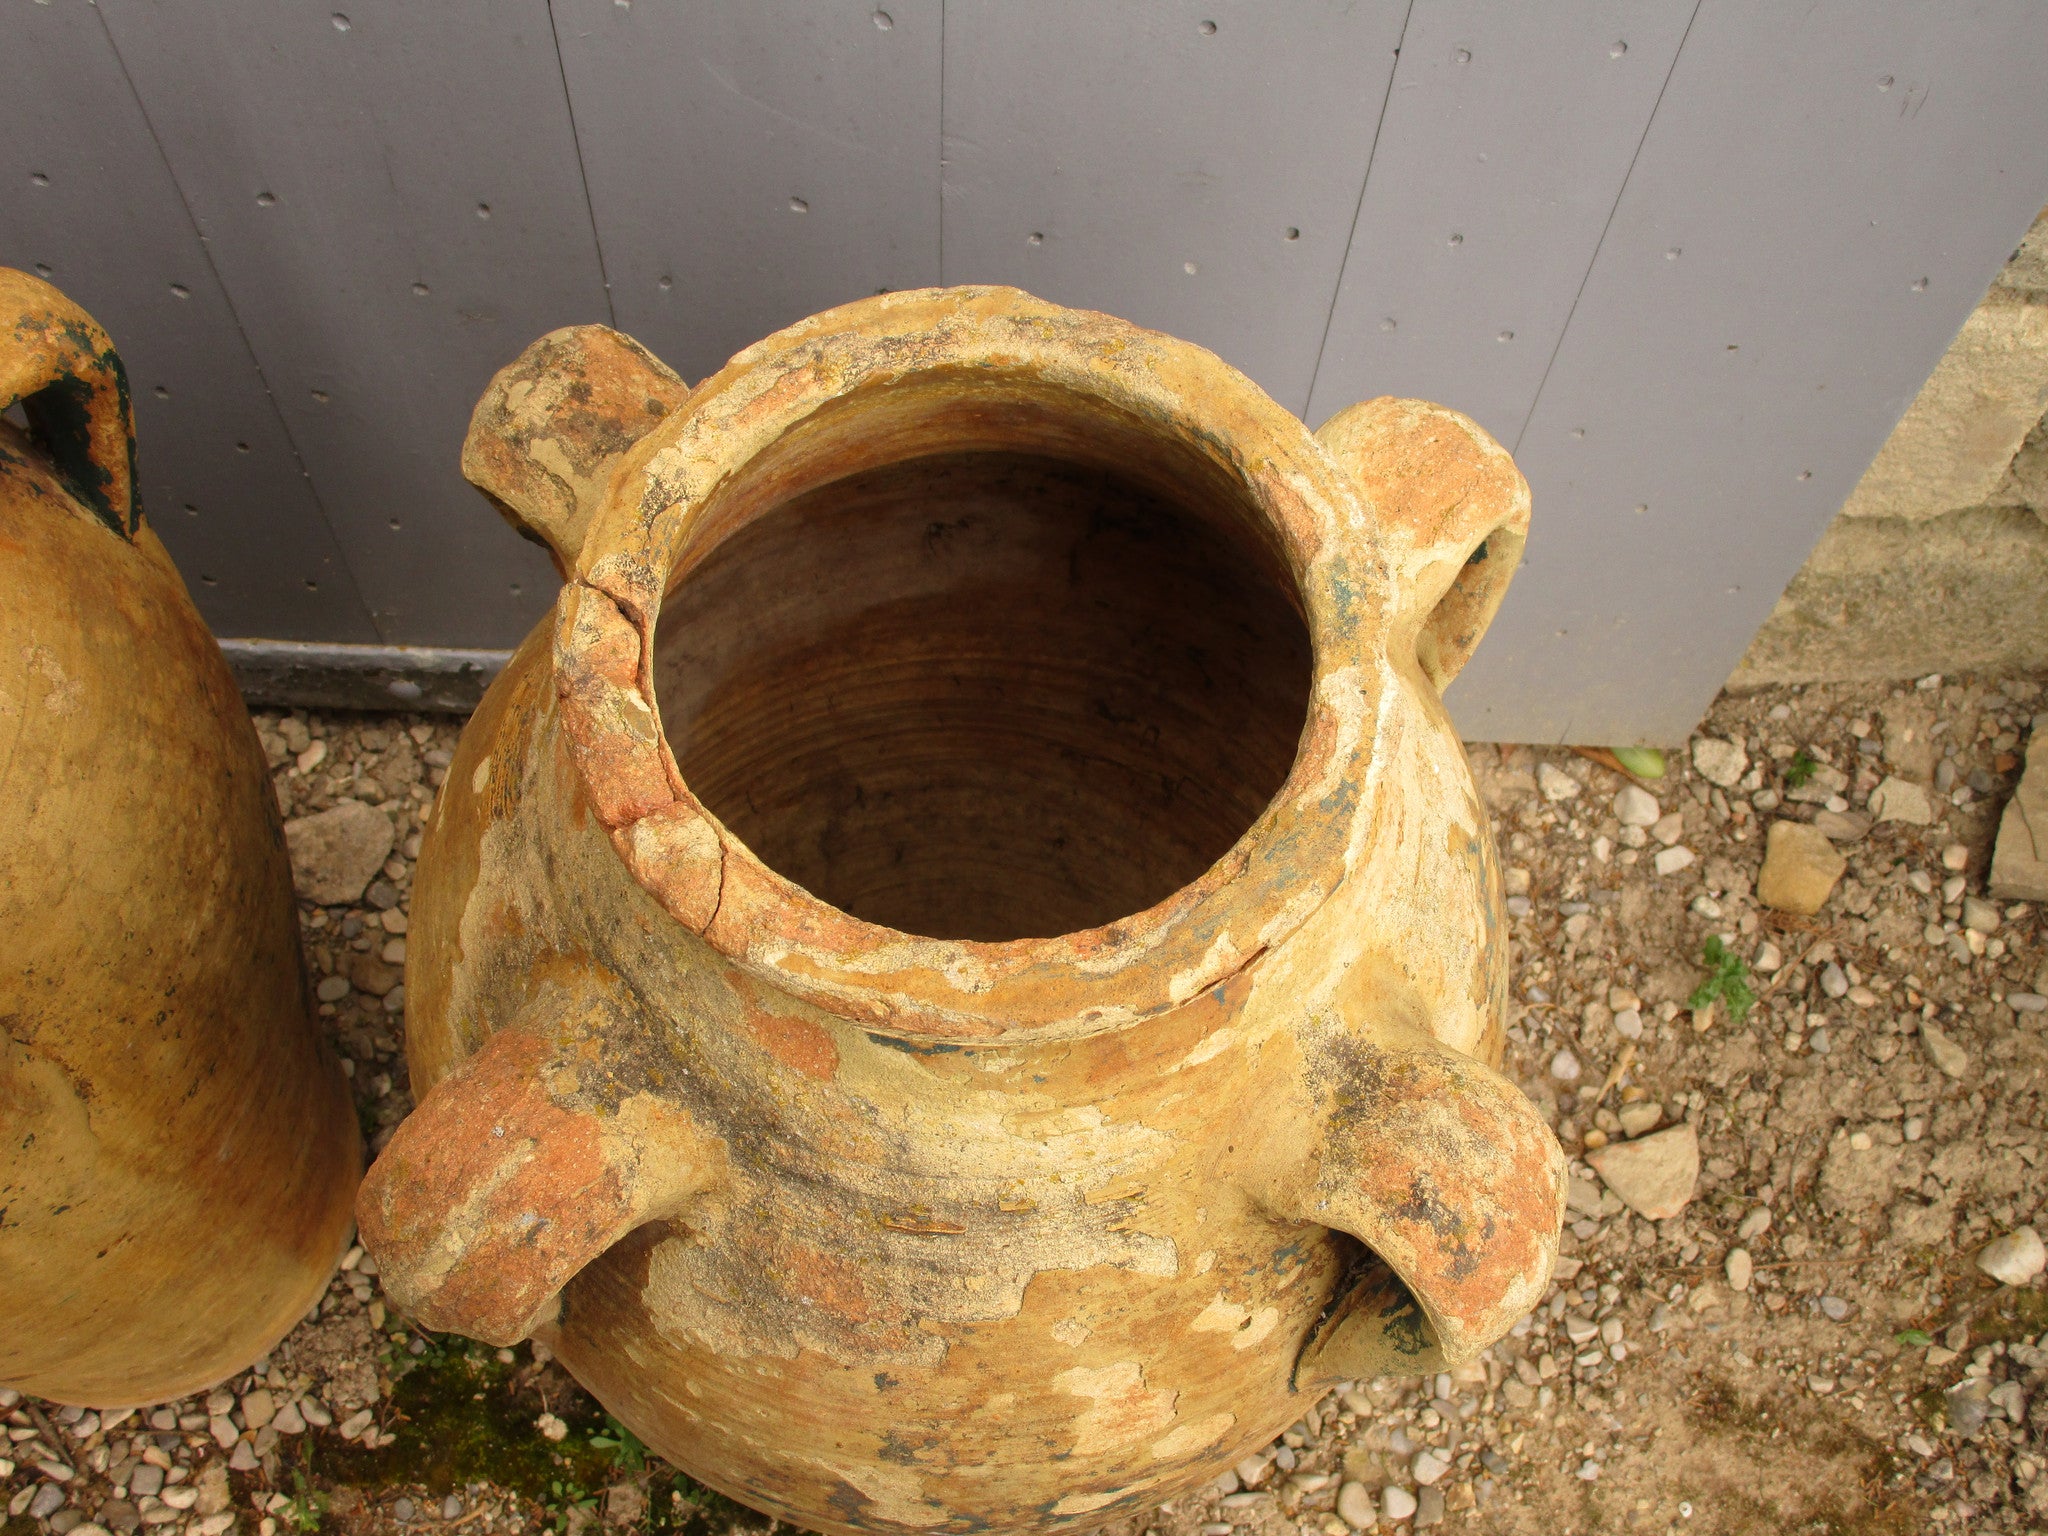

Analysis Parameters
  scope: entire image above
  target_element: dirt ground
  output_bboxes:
[5,673,2045,1536]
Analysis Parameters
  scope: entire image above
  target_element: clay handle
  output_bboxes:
[356,1027,722,1346]
[1316,398,1529,692]
[461,324,689,578]
[1,268,139,538]
[1282,1033,1565,1387]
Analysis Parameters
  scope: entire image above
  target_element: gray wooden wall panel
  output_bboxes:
[940,0,1406,415]
[554,0,943,388]
[0,0,373,643]
[92,0,609,647]
[1304,1,1695,446]
[1445,0,2048,746]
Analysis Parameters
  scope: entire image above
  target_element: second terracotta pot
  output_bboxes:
[360,288,1563,1534]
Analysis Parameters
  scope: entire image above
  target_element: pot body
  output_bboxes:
[363,289,1563,1535]
[0,271,360,1405]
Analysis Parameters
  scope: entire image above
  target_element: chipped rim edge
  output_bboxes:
[553,285,1394,1042]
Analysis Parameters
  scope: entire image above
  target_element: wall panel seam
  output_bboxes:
[1508,0,1702,457]
[1302,0,1415,425]
[545,0,619,330]
[90,0,381,641]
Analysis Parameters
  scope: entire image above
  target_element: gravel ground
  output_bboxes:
[5,675,2046,1536]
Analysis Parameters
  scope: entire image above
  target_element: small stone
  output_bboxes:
[192,1517,235,1536]
[1977,1226,2047,1285]
[1650,811,1686,846]
[2008,992,2048,1013]
[1960,896,2000,933]
[1576,1459,1602,1481]
[1336,1481,1377,1529]
[1586,1122,1698,1220]
[1820,1296,1851,1321]
[1653,845,1695,877]
[1941,843,1970,871]
[1989,732,2048,899]
[194,1464,229,1517]
[30,1485,66,1520]
[1692,737,1748,787]
[1613,785,1660,826]
[1725,1247,1754,1292]
[1412,1487,1444,1528]
[1819,962,1849,999]
[1617,1101,1662,1137]
[1812,808,1872,843]
[1566,1176,1605,1218]
[1868,776,1934,826]
[1752,941,1783,972]
[128,1467,163,1498]
[1537,763,1582,802]
[1612,1007,1643,1040]
[536,1412,569,1442]
[603,1486,644,1527]
[1736,1206,1772,1241]
[227,1441,260,1473]
[337,1409,374,1440]
[207,1416,237,1449]
[1920,1022,1970,1079]
[270,1402,305,1436]
[283,800,396,905]
[1381,1487,1417,1522]
[393,1498,416,1523]
[1945,1378,1993,1437]
[1411,1450,1449,1486]
[1757,821,1847,915]
[239,1391,275,1431]
[1549,1049,1582,1082]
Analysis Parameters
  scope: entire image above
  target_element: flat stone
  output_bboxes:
[239,1390,275,1431]
[1692,737,1748,788]
[1586,1123,1698,1220]
[1653,845,1695,877]
[1725,1247,1754,1292]
[1920,1022,1970,1079]
[1612,785,1660,827]
[1960,896,2000,933]
[1537,763,1582,802]
[1990,732,2048,900]
[1411,1450,1449,1487]
[284,800,395,905]
[1869,776,1935,826]
[1336,1481,1376,1529]
[1812,809,1872,843]
[346,953,403,997]
[1946,1378,1994,1437]
[1381,1487,1417,1522]
[1756,821,1847,914]
[1617,1101,1662,1137]
[1977,1226,2046,1286]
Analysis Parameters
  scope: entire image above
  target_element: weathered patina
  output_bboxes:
[0,269,361,1406]
[360,289,1563,1534]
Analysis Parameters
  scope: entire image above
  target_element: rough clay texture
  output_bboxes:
[352,290,1570,1536]
[1734,206,2048,690]
[0,270,360,1406]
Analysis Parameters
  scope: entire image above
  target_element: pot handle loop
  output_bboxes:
[1283,1032,1565,1388]
[1316,398,1529,693]
[356,1025,723,1346]
[461,324,689,578]
[1,268,139,539]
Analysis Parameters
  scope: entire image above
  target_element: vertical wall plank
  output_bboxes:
[942,0,1407,415]
[1445,1,2048,745]
[554,0,943,388]
[0,0,374,643]
[95,0,609,647]
[1305,1,1696,444]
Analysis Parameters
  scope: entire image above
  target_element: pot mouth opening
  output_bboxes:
[651,373,1314,944]
[567,287,1379,1039]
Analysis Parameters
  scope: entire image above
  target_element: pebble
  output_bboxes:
[393,1497,416,1522]
[1549,1049,1582,1083]
[1411,1450,1449,1486]
[1960,896,2000,934]
[1977,1226,2046,1286]
[1692,737,1748,787]
[1820,1296,1852,1321]
[1650,811,1687,847]
[1336,1484,1376,1529]
[1868,776,1934,826]
[1653,846,1695,877]
[1617,1100,1662,1137]
[1586,1122,1698,1219]
[1381,1486,1418,1522]
[30,1485,66,1520]
[282,800,396,905]
[1812,809,1871,843]
[1736,1206,1772,1241]
[1613,1007,1644,1040]
[1613,785,1661,827]
[1413,1487,1444,1527]
[2008,992,2048,1013]
[1725,1247,1754,1292]
[1941,843,1970,871]
[1920,1022,1971,1080]
[1946,1378,1994,1437]
[1756,821,1847,915]
[239,1390,275,1430]
[1819,962,1849,998]
[1537,763,1582,802]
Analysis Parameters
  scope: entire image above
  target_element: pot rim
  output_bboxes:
[553,285,1392,1042]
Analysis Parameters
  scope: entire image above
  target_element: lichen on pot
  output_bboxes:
[359,287,1563,1536]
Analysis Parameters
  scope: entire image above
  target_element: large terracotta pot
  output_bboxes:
[360,288,1564,1534]
[0,270,360,1405]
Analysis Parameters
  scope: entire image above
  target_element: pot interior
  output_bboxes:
[651,383,1313,942]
